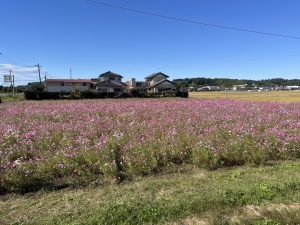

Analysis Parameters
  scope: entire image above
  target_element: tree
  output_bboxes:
[27,83,45,92]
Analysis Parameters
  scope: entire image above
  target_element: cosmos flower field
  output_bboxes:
[0,99,299,193]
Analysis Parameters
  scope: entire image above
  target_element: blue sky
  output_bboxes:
[1,0,300,85]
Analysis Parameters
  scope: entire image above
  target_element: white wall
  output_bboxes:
[47,83,90,92]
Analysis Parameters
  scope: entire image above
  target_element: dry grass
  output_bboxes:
[231,203,300,224]
[189,91,300,103]
[166,217,209,225]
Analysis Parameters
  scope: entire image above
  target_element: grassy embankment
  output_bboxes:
[0,94,25,102]
[1,160,300,225]
[189,91,300,103]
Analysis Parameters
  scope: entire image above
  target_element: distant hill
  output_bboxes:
[173,77,300,88]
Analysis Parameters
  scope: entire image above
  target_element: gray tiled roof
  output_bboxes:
[99,71,123,78]
[145,72,169,80]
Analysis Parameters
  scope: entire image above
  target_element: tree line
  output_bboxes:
[173,78,300,88]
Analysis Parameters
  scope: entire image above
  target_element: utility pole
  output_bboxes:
[70,68,72,79]
[36,64,41,84]
[10,70,12,94]
[9,70,14,95]
[44,72,47,91]
[12,74,15,95]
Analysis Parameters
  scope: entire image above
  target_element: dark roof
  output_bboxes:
[145,72,169,80]
[147,79,175,88]
[99,71,123,78]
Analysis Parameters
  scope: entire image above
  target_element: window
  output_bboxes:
[109,77,115,81]
[83,83,86,86]
[61,82,64,86]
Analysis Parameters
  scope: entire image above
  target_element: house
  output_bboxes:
[259,86,273,91]
[144,72,176,93]
[285,85,300,90]
[232,84,258,91]
[45,79,93,92]
[95,71,127,93]
[274,86,285,91]
[197,86,220,91]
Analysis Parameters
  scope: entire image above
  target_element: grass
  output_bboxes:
[189,91,300,103]
[0,94,25,102]
[1,160,300,225]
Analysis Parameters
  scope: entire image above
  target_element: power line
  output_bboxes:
[0,54,45,83]
[0,78,33,81]
[86,0,300,40]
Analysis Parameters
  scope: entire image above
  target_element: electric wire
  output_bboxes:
[86,0,300,40]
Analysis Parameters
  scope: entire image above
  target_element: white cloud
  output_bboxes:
[0,64,38,74]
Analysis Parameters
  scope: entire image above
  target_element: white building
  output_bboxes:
[285,86,300,90]
[144,72,176,92]
[45,79,93,92]
[197,86,220,91]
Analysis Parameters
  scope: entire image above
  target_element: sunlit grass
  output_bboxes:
[0,94,25,102]
[1,160,300,225]
[189,91,300,103]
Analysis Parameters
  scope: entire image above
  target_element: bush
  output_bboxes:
[24,91,60,100]
[70,88,81,99]
[106,92,116,98]
[129,89,140,98]
[81,91,100,99]
[24,89,188,100]
[27,83,45,92]
[41,92,60,100]
[117,92,130,98]
[24,91,37,100]
[176,90,189,98]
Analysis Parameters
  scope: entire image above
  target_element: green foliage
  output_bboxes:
[0,94,25,102]
[1,161,300,224]
[69,88,81,99]
[27,83,45,92]
[175,90,189,98]
[173,77,300,88]
[24,90,188,100]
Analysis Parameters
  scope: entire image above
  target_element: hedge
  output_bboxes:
[24,90,188,100]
